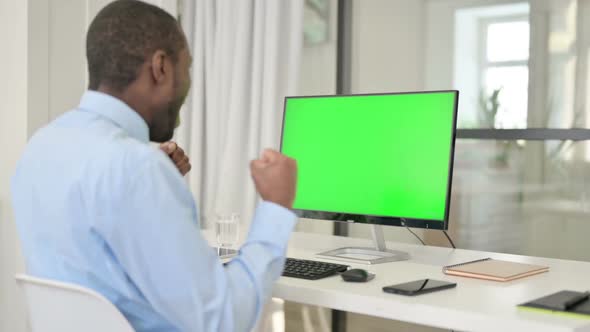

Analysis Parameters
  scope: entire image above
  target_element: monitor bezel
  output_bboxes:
[280,90,459,231]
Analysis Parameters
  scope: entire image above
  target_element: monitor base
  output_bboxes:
[316,224,411,265]
[317,247,409,265]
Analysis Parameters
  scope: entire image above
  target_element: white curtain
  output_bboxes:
[177,0,304,231]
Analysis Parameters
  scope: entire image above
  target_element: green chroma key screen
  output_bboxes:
[281,91,458,224]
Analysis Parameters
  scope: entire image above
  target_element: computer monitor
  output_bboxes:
[280,90,459,264]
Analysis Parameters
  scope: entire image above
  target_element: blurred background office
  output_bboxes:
[1,0,588,331]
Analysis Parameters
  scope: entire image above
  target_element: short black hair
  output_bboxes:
[86,0,185,92]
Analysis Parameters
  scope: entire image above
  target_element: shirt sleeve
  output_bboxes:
[92,152,297,332]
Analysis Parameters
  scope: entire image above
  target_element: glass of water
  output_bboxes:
[215,213,240,254]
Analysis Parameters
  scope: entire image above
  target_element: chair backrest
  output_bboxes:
[15,274,135,332]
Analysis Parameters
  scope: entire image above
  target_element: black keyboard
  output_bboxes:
[282,258,348,280]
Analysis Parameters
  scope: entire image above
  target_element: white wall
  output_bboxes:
[0,0,88,329]
[298,0,427,102]
[0,1,177,331]
[48,1,90,119]
[0,1,30,331]
[351,0,425,94]
[297,0,338,96]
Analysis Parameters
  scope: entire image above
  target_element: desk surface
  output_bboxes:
[273,231,590,332]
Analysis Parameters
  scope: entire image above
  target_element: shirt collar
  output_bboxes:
[77,90,150,143]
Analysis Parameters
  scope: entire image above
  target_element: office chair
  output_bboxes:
[15,274,134,332]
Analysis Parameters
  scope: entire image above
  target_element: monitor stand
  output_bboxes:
[316,224,410,265]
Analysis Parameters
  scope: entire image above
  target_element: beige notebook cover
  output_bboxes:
[443,258,549,282]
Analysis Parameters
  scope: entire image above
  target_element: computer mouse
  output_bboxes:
[341,268,374,282]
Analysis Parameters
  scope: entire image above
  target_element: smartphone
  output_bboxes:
[383,279,456,296]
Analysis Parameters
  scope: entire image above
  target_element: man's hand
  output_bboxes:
[250,149,297,209]
[160,142,192,176]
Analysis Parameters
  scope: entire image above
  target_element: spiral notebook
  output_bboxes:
[443,258,549,282]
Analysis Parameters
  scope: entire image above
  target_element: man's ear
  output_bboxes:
[150,50,168,85]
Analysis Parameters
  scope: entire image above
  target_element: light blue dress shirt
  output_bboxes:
[11,90,297,332]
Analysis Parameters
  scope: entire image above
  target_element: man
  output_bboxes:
[11,1,297,331]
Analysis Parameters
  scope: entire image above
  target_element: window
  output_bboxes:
[479,18,529,129]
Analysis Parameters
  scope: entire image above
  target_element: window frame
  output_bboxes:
[477,15,530,129]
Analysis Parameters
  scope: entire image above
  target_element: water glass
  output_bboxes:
[215,213,240,250]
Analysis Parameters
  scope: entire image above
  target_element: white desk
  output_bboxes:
[273,232,590,332]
